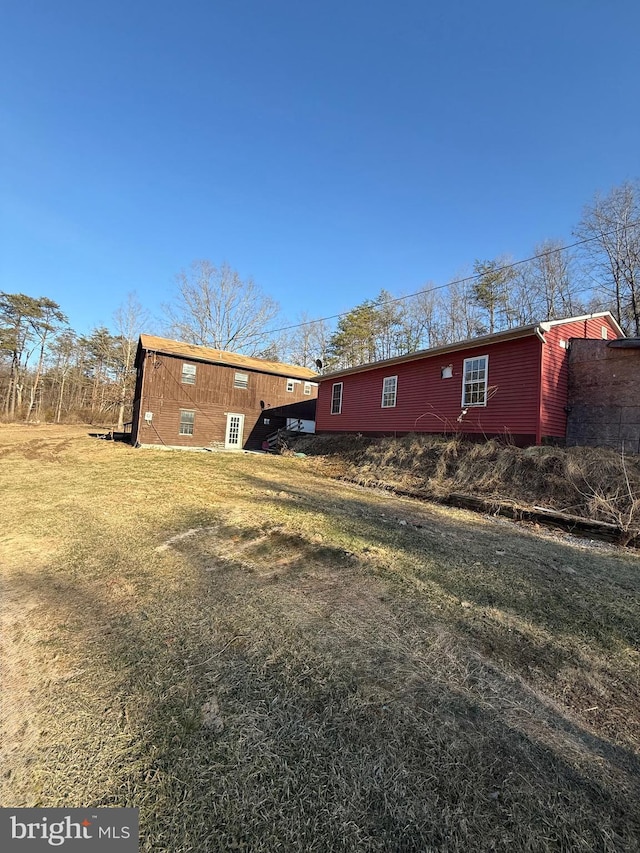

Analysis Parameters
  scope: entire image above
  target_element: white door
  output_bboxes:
[225,413,245,449]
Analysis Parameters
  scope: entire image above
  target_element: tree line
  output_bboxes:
[1,180,639,423]
[0,294,143,428]
[309,180,640,370]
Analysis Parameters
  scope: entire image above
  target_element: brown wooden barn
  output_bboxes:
[130,335,318,450]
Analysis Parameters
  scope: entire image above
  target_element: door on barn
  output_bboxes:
[224,413,245,449]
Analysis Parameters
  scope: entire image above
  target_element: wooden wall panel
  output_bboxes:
[134,353,317,449]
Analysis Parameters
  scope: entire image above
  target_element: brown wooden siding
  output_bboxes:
[133,352,317,450]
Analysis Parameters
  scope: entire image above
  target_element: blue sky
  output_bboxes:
[2,0,639,336]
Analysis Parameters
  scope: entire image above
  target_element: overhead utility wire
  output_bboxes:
[262,219,640,337]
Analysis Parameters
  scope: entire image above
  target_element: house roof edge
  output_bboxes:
[137,334,318,380]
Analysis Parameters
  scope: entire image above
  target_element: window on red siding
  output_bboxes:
[381,375,397,407]
[462,356,488,406]
[331,382,343,414]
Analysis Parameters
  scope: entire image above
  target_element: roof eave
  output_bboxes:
[137,335,318,380]
[541,311,625,337]
[319,324,541,381]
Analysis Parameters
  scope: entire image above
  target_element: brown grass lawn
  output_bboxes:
[1,424,639,852]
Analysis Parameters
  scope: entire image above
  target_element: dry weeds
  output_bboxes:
[1,424,639,851]
[293,433,640,541]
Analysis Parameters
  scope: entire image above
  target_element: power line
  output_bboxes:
[262,219,640,337]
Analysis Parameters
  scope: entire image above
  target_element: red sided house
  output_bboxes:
[315,313,624,446]
[131,335,318,450]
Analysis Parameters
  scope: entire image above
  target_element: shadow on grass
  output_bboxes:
[240,471,640,654]
[5,499,640,852]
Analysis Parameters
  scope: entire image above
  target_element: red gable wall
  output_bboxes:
[540,316,622,439]
[316,335,543,443]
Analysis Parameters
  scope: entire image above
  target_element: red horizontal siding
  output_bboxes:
[316,336,543,440]
[540,317,622,439]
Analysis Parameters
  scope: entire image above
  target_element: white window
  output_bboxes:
[381,375,397,408]
[331,382,343,415]
[179,410,195,435]
[181,363,196,385]
[286,378,295,392]
[304,381,312,395]
[462,356,488,406]
[234,372,249,389]
[601,326,608,339]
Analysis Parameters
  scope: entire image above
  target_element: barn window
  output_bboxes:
[601,326,608,339]
[381,375,397,408]
[179,410,195,435]
[331,382,343,415]
[181,363,196,385]
[304,382,312,395]
[286,378,295,392]
[234,372,249,389]
[462,356,488,406]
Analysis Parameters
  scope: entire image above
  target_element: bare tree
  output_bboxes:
[438,277,484,344]
[575,181,640,335]
[49,330,78,423]
[399,286,443,351]
[509,241,584,324]
[25,298,68,420]
[113,293,148,430]
[163,260,280,355]
[505,266,540,326]
[285,313,331,370]
[529,240,581,319]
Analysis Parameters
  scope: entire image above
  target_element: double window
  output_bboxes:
[179,410,195,436]
[181,363,196,385]
[331,382,343,415]
[381,375,397,408]
[462,356,488,406]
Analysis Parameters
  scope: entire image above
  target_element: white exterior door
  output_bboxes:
[224,413,245,449]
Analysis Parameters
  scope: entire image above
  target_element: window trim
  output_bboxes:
[234,371,249,389]
[179,409,195,436]
[181,363,196,385]
[381,375,397,408]
[331,382,343,415]
[461,355,488,407]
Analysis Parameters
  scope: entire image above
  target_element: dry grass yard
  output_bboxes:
[1,424,639,852]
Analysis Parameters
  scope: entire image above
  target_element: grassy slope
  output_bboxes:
[291,433,640,543]
[1,425,639,852]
